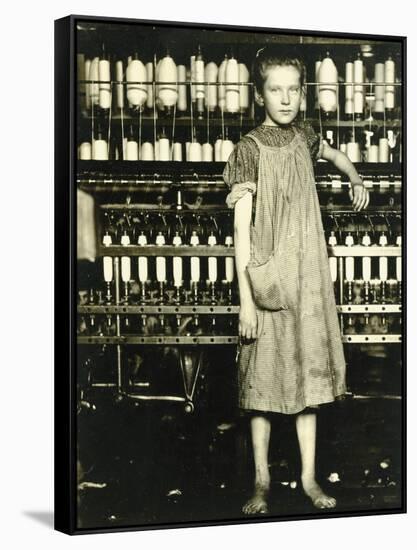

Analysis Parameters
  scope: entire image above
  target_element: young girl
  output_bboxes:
[223,46,370,514]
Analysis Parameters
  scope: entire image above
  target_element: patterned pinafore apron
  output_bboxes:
[237,128,346,414]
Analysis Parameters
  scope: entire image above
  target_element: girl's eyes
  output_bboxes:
[270,88,300,93]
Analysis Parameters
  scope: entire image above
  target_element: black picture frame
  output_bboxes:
[55,14,406,535]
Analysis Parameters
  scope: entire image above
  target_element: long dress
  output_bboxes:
[223,121,347,415]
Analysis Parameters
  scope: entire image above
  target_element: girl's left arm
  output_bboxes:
[320,141,370,212]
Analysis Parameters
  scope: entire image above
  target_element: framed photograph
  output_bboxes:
[54,14,406,535]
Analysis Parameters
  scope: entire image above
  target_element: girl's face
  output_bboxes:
[256,65,303,126]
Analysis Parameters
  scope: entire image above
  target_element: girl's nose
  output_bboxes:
[281,91,290,105]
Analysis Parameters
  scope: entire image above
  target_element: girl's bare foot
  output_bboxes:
[242,483,269,514]
[301,477,336,509]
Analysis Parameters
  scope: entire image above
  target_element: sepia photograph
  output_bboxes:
[54,14,405,535]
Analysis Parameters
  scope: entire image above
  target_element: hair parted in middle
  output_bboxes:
[252,44,307,95]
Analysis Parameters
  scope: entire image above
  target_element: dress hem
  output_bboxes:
[238,390,347,416]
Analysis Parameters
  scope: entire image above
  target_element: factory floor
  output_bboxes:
[76,390,403,530]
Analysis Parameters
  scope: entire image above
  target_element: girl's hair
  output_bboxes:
[253,45,306,95]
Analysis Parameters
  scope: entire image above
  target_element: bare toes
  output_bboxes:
[314,496,336,509]
[242,499,268,515]
[245,505,255,514]
[242,502,253,514]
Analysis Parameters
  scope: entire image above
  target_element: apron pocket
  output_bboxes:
[246,253,289,311]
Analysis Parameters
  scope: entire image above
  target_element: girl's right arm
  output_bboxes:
[234,190,259,340]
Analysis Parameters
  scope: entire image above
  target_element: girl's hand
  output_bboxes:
[239,302,258,341]
[349,182,370,211]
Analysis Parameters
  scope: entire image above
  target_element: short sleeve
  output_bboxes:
[222,137,258,209]
[297,120,324,163]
